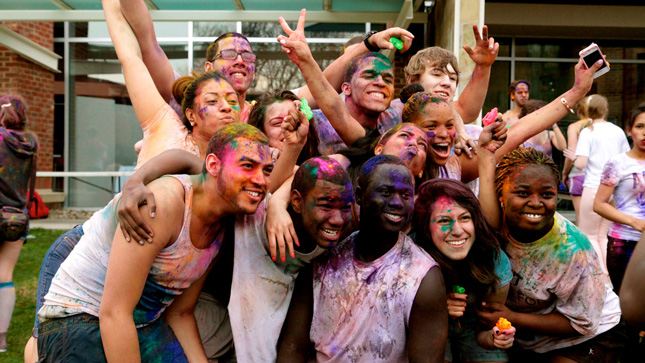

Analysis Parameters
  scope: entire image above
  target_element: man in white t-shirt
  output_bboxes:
[229,156,353,362]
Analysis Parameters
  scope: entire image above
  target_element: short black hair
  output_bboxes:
[357,154,408,192]
[291,157,352,200]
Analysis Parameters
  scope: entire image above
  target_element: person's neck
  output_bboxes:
[345,98,381,130]
[289,209,317,254]
[354,227,399,263]
[627,146,645,161]
[190,174,230,238]
[591,118,607,124]
[507,218,554,244]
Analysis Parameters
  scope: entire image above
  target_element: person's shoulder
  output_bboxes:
[146,175,187,208]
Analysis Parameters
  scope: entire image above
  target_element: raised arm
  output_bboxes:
[269,101,309,193]
[408,267,447,363]
[103,0,166,126]
[120,0,175,103]
[476,120,507,229]
[277,264,314,362]
[297,27,414,110]
[100,178,186,363]
[117,149,202,244]
[453,25,499,123]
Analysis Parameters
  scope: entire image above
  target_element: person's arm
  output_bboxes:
[103,0,166,127]
[277,264,314,362]
[298,26,414,110]
[408,267,447,362]
[453,25,499,124]
[99,178,185,363]
[620,233,645,329]
[476,284,515,350]
[269,102,309,193]
[266,175,298,263]
[562,122,581,186]
[163,262,214,363]
[549,124,567,151]
[573,155,588,170]
[120,0,175,103]
[594,184,645,232]
[117,149,202,244]
[459,57,604,180]
[477,302,577,336]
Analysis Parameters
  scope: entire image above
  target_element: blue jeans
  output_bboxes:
[37,313,187,363]
[33,224,84,337]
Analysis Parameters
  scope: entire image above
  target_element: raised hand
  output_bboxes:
[478,118,507,153]
[282,100,310,148]
[369,27,415,53]
[463,25,499,68]
[277,9,312,66]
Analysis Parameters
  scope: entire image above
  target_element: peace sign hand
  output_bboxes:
[463,25,499,67]
[277,9,312,66]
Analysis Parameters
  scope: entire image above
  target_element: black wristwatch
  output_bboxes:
[363,31,380,52]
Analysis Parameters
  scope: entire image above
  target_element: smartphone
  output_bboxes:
[579,43,610,79]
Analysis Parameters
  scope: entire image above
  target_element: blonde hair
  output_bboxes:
[577,94,608,131]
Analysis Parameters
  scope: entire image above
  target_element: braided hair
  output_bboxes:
[494,147,560,200]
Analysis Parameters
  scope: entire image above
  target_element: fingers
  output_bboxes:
[472,24,482,42]
[463,45,473,55]
[278,17,293,35]
[296,9,306,32]
[481,25,489,40]
[280,229,291,263]
[268,227,278,261]
[467,139,478,156]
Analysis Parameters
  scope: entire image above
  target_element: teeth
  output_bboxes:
[446,239,466,246]
[231,72,245,77]
[524,214,541,219]
[245,190,259,197]
[321,229,338,236]
[369,92,385,99]
[384,213,403,221]
[435,143,449,147]
[436,91,449,97]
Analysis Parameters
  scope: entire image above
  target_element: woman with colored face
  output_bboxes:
[248,89,320,165]
[593,103,645,292]
[400,55,605,186]
[413,179,515,362]
[475,142,625,362]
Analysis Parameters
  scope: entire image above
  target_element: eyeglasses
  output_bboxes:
[212,49,257,63]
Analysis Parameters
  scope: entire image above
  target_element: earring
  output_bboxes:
[418,170,423,178]
[190,121,195,127]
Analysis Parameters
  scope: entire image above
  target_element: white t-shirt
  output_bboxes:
[575,122,629,188]
[600,153,645,241]
[228,198,326,363]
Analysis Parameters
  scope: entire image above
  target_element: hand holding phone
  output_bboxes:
[579,43,610,79]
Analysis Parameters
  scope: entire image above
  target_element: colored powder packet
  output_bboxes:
[496,317,512,330]
[452,285,466,294]
[482,107,499,127]
[389,37,404,50]
[300,98,313,120]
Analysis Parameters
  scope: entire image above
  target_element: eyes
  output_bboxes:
[378,188,412,200]
[435,214,471,225]
[513,190,556,198]
[429,69,457,83]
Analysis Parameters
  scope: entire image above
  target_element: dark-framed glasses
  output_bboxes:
[213,49,256,63]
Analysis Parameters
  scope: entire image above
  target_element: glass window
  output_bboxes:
[482,61,510,118]
[515,38,645,61]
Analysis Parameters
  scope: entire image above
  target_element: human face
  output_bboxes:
[416,64,458,101]
[428,196,475,261]
[346,56,394,114]
[297,180,353,249]
[376,125,428,177]
[500,165,558,242]
[360,164,414,233]
[511,84,529,108]
[412,101,455,166]
[207,36,255,95]
[191,79,239,139]
[629,113,645,154]
[217,138,273,214]
[263,100,296,150]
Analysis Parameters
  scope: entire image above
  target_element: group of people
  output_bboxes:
[0,0,643,361]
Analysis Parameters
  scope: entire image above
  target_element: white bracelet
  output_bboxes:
[560,97,575,114]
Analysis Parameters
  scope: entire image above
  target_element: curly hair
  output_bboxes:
[413,179,501,298]
[494,147,560,200]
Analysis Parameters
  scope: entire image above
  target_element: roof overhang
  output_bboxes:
[0,25,61,72]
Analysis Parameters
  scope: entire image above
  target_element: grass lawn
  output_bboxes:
[4,229,65,363]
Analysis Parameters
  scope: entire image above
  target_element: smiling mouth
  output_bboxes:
[446,239,466,247]
[522,213,543,220]
[434,91,450,99]
[368,92,386,99]
[244,189,262,200]
[384,212,404,223]
[230,72,246,78]
[321,228,339,238]
[431,143,451,157]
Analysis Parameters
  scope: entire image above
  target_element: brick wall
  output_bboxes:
[0,21,55,188]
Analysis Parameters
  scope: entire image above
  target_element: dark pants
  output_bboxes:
[33,224,84,337]
[606,235,638,292]
[37,313,187,363]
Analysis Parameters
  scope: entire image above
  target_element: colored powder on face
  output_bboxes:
[232,105,240,111]
[310,167,319,177]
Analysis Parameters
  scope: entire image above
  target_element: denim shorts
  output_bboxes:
[37,313,187,363]
[445,313,509,362]
[33,224,84,337]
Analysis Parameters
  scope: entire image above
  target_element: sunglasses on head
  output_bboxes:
[213,49,257,63]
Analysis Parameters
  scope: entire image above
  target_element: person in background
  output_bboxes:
[0,95,38,354]
[568,94,630,273]
[562,96,595,225]
[502,80,530,125]
[517,99,567,160]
